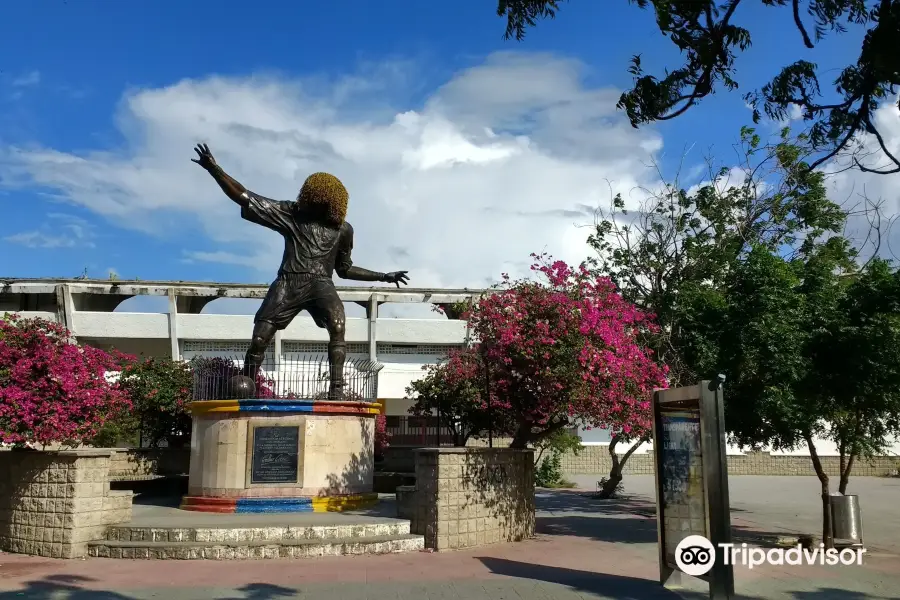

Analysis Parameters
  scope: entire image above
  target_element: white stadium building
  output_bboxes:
[3,277,899,465]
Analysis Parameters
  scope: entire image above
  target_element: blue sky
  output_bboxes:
[0,0,882,298]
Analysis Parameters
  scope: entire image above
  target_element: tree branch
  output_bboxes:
[792,0,815,48]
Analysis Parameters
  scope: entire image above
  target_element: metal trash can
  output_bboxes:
[830,494,864,545]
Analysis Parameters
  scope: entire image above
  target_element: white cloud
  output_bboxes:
[0,53,664,288]
[11,71,40,88]
[823,100,900,260]
[4,213,95,249]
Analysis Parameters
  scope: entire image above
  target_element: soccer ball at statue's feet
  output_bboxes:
[228,375,256,399]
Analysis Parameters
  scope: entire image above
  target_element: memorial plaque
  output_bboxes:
[251,426,300,484]
[659,407,706,565]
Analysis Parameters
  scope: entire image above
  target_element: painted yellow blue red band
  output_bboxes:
[179,493,379,513]
[190,398,381,416]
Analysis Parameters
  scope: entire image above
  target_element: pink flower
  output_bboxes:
[0,314,135,446]
[450,253,668,441]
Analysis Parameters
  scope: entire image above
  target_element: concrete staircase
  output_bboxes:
[88,521,424,560]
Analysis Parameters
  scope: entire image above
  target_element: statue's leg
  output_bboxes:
[307,279,347,399]
[243,320,277,381]
[245,276,304,387]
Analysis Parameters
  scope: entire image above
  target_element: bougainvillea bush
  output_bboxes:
[407,348,516,445]
[0,314,133,447]
[457,254,668,448]
[374,414,390,460]
[111,357,195,448]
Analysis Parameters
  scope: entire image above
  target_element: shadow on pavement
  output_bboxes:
[0,574,132,600]
[535,490,820,549]
[477,558,900,600]
[478,557,705,599]
[218,583,298,600]
[0,576,300,600]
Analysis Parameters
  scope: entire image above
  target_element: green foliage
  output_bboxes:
[813,257,900,490]
[578,123,900,544]
[586,127,845,386]
[534,451,564,487]
[406,352,514,445]
[497,0,900,174]
[534,429,582,462]
[93,357,194,448]
[712,246,820,450]
[534,430,580,487]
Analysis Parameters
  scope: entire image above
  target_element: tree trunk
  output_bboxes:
[838,414,862,495]
[838,452,856,495]
[510,426,530,449]
[804,432,834,549]
[596,434,649,499]
[511,420,566,450]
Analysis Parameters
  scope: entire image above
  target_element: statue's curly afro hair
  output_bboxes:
[297,172,348,226]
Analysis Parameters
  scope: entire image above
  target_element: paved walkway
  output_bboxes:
[568,474,900,552]
[1,483,899,599]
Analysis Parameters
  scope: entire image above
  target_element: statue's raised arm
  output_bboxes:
[191,143,251,206]
[192,143,295,233]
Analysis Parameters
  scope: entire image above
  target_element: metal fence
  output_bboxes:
[385,416,457,447]
[188,354,383,401]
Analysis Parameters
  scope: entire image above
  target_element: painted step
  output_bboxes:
[87,534,425,560]
[104,521,411,543]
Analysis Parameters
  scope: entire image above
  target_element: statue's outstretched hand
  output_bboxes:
[382,271,410,288]
[191,143,218,171]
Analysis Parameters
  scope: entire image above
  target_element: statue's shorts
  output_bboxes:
[254,272,345,332]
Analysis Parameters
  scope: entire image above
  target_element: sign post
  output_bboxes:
[651,378,734,599]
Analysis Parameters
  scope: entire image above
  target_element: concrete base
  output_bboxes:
[87,498,423,559]
[186,399,380,510]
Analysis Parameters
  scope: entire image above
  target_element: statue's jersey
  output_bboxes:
[240,192,354,278]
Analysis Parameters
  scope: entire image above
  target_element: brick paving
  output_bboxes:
[2,487,899,599]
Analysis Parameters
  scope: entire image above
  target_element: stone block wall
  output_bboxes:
[0,449,133,558]
[407,448,535,551]
[108,448,190,481]
[390,440,900,477]
[557,447,900,477]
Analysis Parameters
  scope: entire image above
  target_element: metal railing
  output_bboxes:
[189,354,383,401]
[385,415,458,447]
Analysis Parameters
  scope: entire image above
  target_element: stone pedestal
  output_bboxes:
[0,449,133,558]
[183,398,379,513]
[399,448,535,551]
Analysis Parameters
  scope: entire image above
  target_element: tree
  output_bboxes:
[0,314,133,447]
[574,116,897,544]
[414,255,667,490]
[110,357,195,448]
[813,257,900,494]
[497,0,900,173]
[467,254,668,454]
[406,348,515,446]
[587,126,851,387]
[687,237,900,549]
